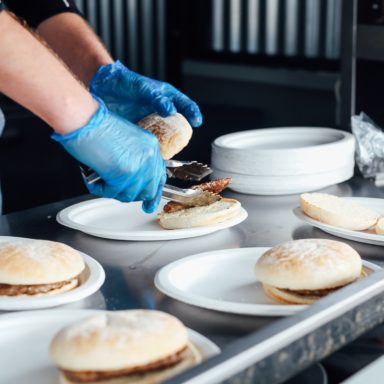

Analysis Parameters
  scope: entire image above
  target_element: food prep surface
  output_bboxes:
[1,176,384,383]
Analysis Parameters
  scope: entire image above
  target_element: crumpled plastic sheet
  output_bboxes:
[351,113,384,185]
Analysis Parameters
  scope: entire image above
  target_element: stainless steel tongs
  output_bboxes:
[80,160,212,185]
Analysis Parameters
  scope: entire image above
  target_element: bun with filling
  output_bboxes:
[50,310,202,384]
[157,178,241,229]
[300,192,380,231]
[255,239,362,305]
[0,238,85,296]
[138,113,193,160]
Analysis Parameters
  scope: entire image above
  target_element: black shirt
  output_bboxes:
[3,0,80,28]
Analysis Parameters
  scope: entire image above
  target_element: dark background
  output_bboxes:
[0,0,381,214]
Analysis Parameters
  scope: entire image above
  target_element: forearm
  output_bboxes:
[0,11,98,134]
[37,13,113,86]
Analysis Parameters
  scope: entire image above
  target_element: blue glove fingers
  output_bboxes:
[142,171,166,213]
[172,92,203,128]
[151,94,177,117]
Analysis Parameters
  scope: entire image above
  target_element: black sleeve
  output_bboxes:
[4,0,82,28]
[0,1,5,12]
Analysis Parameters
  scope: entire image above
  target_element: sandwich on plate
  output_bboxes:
[157,178,241,229]
[0,238,85,296]
[50,309,202,384]
[255,239,363,305]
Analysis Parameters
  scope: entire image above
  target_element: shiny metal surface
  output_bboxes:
[0,176,383,382]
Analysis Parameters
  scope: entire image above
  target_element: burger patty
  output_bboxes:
[62,345,189,383]
[0,277,78,296]
[281,283,353,297]
[163,178,231,214]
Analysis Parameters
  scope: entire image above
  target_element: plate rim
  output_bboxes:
[56,198,248,241]
[155,247,380,317]
[0,236,105,310]
[0,308,220,357]
[293,197,384,245]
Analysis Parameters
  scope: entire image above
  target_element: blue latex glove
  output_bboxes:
[90,60,203,128]
[52,99,166,213]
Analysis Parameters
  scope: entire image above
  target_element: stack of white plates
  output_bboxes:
[211,127,355,195]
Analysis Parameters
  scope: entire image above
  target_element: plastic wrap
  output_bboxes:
[351,113,384,183]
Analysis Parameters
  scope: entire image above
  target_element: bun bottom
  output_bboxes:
[263,284,321,305]
[59,343,202,384]
[158,198,241,230]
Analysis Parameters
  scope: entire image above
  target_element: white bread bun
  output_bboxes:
[50,310,189,372]
[157,198,241,229]
[0,238,85,285]
[300,192,380,231]
[138,113,193,160]
[58,342,201,384]
[255,239,362,291]
[375,217,384,235]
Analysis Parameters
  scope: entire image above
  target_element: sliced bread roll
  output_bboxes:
[375,217,384,235]
[158,198,241,229]
[300,193,380,231]
[138,113,193,160]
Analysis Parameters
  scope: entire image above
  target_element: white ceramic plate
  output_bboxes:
[212,127,355,176]
[293,197,384,246]
[155,247,380,316]
[0,236,105,311]
[57,198,248,241]
[213,165,354,195]
[0,309,220,384]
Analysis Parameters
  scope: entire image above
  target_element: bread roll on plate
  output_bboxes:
[255,239,362,305]
[375,217,384,235]
[138,113,193,160]
[0,238,85,296]
[300,192,380,231]
[50,310,202,384]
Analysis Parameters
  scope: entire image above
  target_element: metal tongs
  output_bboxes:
[79,161,217,205]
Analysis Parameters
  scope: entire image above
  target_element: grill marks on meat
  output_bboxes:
[62,346,189,383]
[0,277,79,296]
[163,178,232,214]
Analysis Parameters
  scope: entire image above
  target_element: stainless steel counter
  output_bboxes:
[1,176,384,383]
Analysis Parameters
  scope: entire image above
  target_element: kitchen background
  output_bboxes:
[0,0,380,213]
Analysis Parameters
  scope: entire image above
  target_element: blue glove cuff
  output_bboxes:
[51,96,107,143]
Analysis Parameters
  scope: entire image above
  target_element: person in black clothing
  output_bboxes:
[0,0,202,213]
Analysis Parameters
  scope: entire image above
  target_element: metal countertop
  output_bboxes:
[1,176,384,383]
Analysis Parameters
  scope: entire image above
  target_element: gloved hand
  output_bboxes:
[52,98,166,213]
[90,60,203,128]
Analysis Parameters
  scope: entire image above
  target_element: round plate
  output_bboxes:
[57,198,248,241]
[0,309,220,384]
[213,165,353,195]
[212,127,355,176]
[155,247,380,317]
[0,237,105,311]
[293,197,384,246]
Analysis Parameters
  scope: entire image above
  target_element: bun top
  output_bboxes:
[138,113,193,160]
[255,239,362,290]
[0,238,85,285]
[50,310,189,371]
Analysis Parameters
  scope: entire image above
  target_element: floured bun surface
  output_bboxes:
[50,310,201,384]
[158,198,240,229]
[300,192,380,231]
[255,239,362,304]
[138,113,193,160]
[375,217,384,235]
[0,238,85,296]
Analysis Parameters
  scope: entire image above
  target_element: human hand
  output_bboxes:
[52,98,166,213]
[90,61,202,128]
